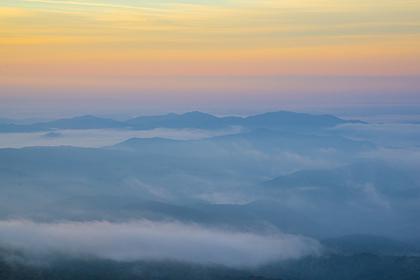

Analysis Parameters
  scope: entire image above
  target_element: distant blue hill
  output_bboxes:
[243,111,361,129]
[0,118,16,125]
[111,128,373,156]
[263,161,418,198]
[0,115,125,132]
[322,234,420,255]
[0,123,42,132]
[35,115,126,129]
[126,111,363,130]
[0,111,365,132]
[125,111,238,130]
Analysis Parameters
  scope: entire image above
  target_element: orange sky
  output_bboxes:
[1,1,420,116]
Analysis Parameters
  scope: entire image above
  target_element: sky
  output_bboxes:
[1,0,420,118]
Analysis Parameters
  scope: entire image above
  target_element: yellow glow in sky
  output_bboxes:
[1,0,420,97]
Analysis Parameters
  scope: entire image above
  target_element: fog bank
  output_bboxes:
[0,220,321,267]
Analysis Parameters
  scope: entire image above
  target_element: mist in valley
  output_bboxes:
[1,111,420,279]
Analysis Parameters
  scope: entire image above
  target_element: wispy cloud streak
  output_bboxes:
[24,0,168,13]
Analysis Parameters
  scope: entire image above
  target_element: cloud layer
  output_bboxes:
[0,127,241,148]
[0,220,321,267]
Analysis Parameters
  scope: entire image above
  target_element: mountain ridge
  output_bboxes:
[0,111,366,132]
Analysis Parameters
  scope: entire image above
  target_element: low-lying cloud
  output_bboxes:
[0,127,242,148]
[0,220,321,267]
[333,123,420,147]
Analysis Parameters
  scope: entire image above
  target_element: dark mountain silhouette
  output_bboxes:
[0,111,365,132]
[126,111,362,130]
[126,111,238,129]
